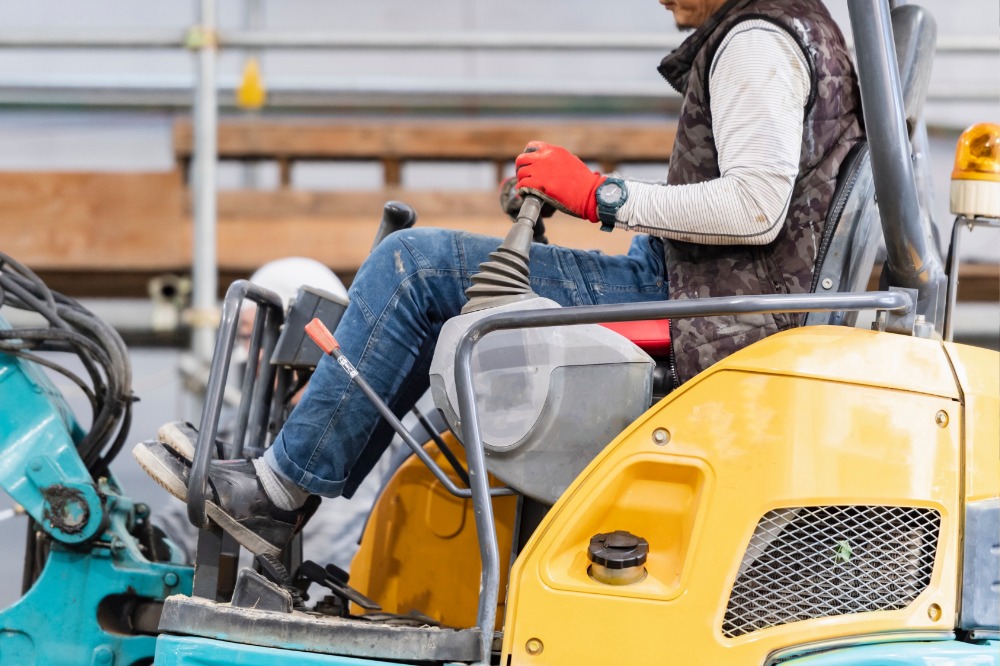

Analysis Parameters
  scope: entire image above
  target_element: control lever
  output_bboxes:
[371,200,418,251]
[303,318,490,499]
[299,560,382,611]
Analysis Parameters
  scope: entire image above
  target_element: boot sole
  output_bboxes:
[133,443,280,557]
[157,422,196,460]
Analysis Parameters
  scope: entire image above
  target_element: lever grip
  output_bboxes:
[371,200,418,251]
[516,194,544,227]
[305,318,338,355]
[325,562,350,585]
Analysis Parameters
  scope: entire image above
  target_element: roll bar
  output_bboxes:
[847,0,947,330]
[188,280,284,528]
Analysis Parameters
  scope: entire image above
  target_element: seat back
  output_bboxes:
[612,142,877,354]
[805,3,939,327]
[804,141,882,327]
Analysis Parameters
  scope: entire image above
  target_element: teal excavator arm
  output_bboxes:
[0,269,192,666]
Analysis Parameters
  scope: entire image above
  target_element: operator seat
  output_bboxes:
[624,142,878,399]
[802,141,879,327]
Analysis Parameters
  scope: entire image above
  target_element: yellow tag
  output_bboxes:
[237,58,267,110]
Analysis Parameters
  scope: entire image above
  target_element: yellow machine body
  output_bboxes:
[349,437,518,628]
[503,326,997,664]
[350,326,998,665]
[945,341,1000,503]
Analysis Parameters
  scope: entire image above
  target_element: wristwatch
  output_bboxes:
[595,177,628,232]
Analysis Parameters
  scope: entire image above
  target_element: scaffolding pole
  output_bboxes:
[191,0,219,367]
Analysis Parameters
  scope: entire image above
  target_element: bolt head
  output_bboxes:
[821,278,834,290]
[652,428,670,446]
[163,572,180,587]
[935,411,949,428]
[525,638,544,656]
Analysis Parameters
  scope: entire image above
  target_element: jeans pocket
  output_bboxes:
[596,235,668,296]
[528,276,582,307]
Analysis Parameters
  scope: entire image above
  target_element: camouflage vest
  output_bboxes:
[658,0,863,385]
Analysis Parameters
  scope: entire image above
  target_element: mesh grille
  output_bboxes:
[722,505,940,637]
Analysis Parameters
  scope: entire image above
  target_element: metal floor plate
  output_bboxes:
[158,595,481,663]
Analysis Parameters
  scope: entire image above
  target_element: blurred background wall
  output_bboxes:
[0,1,993,202]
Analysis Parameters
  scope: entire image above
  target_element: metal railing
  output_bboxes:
[0,29,994,53]
[945,217,1000,341]
[0,31,993,110]
[188,279,284,529]
[0,77,991,111]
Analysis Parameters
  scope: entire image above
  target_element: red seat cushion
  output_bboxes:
[599,319,672,356]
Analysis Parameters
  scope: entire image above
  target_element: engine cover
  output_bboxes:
[429,297,654,503]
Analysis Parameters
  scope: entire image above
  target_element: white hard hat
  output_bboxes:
[249,257,348,308]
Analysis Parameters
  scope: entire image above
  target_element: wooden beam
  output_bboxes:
[277,158,293,188]
[212,189,633,273]
[214,188,507,219]
[951,263,1000,302]
[382,158,402,187]
[0,171,189,271]
[0,173,631,278]
[173,119,676,164]
[867,262,999,303]
[2,170,995,305]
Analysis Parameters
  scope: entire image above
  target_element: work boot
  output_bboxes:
[132,440,319,556]
[157,421,199,459]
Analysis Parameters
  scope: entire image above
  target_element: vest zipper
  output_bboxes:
[667,318,681,391]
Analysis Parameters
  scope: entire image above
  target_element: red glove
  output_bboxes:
[515,141,606,223]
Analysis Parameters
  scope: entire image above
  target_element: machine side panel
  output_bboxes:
[349,434,518,630]
[503,329,964,665]
[722,326,959,400]
[943,342,1000,503]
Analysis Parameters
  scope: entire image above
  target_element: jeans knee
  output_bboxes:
[362,233,416,286]
[353,228,456,306]
[375,227,460,272]
[368,232,405,267]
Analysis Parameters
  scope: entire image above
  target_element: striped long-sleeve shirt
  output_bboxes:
[615,20,811,246]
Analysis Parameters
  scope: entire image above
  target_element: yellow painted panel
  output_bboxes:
[724,326,959,400]
[945,342,1000,502]
[504,330,963,666]
[349,434,517,629]
[538,455,710,601]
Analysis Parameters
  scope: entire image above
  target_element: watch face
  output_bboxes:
[599,182,623,204]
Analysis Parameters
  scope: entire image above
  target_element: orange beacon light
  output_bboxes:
[950,122,1000,219]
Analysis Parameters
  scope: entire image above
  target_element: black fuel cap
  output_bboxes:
[588,530,649,569]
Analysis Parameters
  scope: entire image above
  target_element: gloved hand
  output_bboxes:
[514,141,606,223]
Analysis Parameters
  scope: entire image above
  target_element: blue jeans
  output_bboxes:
[266,228,668,498]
